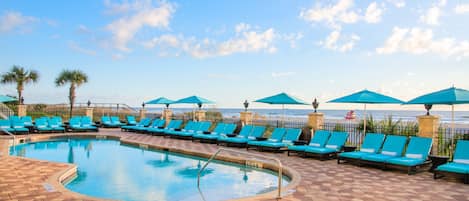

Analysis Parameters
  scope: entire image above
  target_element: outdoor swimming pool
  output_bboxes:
[9,138,289,201]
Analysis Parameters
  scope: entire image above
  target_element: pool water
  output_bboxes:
[10,138,289,201]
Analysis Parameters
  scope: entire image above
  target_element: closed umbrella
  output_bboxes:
[406,86,469,156]
[174,96,215,120]
[328,89,404,144]
[254,92,308,126]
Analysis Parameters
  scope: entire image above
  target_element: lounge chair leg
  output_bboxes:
[465,174,469,184]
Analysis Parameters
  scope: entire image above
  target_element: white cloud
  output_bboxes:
[300,0,358,28]
[68,41,97,56]
[271,72,296,78]
[235,23,251,33]
[0,11,38,33]
[77,24,92,34]
[365,2,383,23]
[300,0,384,28]
[112,53,124,60]
[454,4,469,14]
[106,1,175,51]
[319,30,360,52]
[376,27,469,58]
[143,34,180,48]
[386,0,405,8]
[420,6,442,25]
[143,24,277,59]
[282,32,304,48]
[103,0,154,15]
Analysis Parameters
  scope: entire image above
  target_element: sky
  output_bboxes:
[1,0,469,111]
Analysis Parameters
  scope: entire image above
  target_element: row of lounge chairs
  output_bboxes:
[337,133,432,174]
[121,117,469,183]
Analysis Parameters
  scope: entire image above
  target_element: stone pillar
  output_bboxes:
[240,111,253,125]
[162,109,173,126]
[85,108,94,119]
[17,104,27,117]
[195,110,206,121]
[418,115,440,154]
[308,112,324,132]
[139,109,146,120]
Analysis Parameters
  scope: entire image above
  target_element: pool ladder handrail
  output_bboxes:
[0,127,15,157]
[197,148,283,199]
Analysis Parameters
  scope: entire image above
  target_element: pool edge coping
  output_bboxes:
[8,133,302,201]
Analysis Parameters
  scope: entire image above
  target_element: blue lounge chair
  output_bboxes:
[70,116,98,132]
[35,117,53,133]
[11,118,29,134]
[359,135,407,168]
[192,123,225,142]
[51,116,63,126]
[287,130,330,156]
[304,131,349,160]
[218,125,253,144]
[218,125,265,147]
[101,116,113,127]
[248,128,302,152]
[338,133,386,164]
[0,119,15,133]
[165,121,198,137]
[121,118,151,132]
[174,121,212,139]
[48,117,66,132]
[110,116,124,127]
[147,120,183,135]
[193,123,237,143]
[386,136,432,174]
[434,140,469,183]
[247,127,286,150]
[126,115,137,126]
[21,116,33,127]
[136,119,165,133]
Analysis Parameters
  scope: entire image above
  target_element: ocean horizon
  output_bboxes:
[141,108,469,124]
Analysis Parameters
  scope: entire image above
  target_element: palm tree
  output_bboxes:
[0,65,39,104]
[55,70,88,117]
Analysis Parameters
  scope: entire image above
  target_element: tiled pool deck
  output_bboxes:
[1,129,469,201]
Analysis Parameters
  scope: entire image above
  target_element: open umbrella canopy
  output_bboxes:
[254,92,308,105]
[145,97,174,105]
[0,95,16,103]
[174,95,215,104]
[328,89,404,104]
[406,87,469,105]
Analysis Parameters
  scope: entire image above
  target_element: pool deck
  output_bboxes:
[1,129,469,201]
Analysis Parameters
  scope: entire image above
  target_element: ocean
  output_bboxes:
[143,108,469,124]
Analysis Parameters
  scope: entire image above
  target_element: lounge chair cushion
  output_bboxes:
[436,162,469,174]
[287,145,310,152]
[361,154,396,163]
[304,147,336,154]
[453,159,469,164]
[386,157,426,167]
[338,151,372,159]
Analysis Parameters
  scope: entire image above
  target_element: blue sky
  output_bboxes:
[1,0,469,110]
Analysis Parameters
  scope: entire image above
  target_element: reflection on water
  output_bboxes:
[10,138,289,201]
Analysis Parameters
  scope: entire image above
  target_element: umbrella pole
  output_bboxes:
[362,104,367,147]
[451,105,455,158]
[282,104,285,127]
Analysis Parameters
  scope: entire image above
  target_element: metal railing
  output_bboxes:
[197,148,283,199]
[0,103,14,119]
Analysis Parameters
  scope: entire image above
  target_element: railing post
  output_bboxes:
[417,115,440,155]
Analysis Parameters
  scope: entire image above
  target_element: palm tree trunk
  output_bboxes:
[69,84,76,118]
[17,84,23,104]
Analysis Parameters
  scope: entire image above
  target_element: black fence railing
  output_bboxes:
[437,126,469,156]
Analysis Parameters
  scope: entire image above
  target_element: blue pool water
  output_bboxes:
[10,138,289,201]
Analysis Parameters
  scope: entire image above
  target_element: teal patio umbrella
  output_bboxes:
[174,96,215,120]
[406,86,469,155]
[0,95,16,103]
[254,92,308,126]
[328,89,404,137]
[145,97,174,108]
